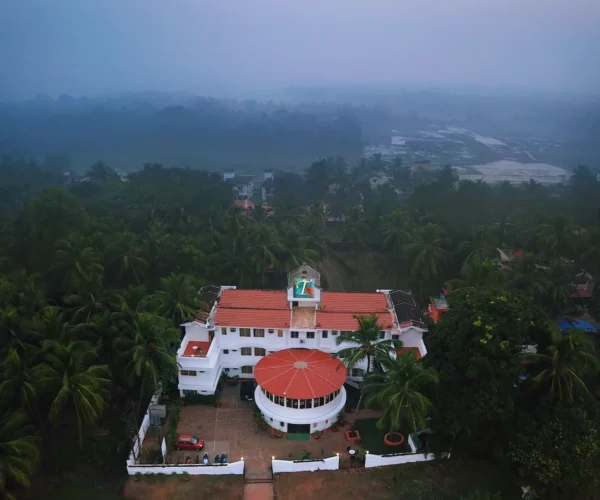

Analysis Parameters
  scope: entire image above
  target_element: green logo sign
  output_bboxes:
[293,277,315,298]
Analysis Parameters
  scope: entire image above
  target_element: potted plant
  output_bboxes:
[275,429,283,438]
[311,430,322,439]
[330,424,339,432]
[337,412,346,426]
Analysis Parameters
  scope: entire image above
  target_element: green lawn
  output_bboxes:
[353,418,411,454]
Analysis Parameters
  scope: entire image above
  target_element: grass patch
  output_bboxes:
[343,383,364,411]
[353,418,411,454]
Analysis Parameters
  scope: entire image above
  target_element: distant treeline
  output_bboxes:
[0,94,363,172]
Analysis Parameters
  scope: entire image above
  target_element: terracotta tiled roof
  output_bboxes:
[219,289,288,310]
[397,346,423,359]
[319,292,388,313]
[254,349,346,399]
[316,311,394,330]
[215,308,290,329]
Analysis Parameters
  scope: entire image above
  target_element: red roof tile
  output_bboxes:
[316,311,395,330]
[319,292,388,313]
[219,289,288,310]
[183,340,212,357]
[254,349,346,399]
[396,347,422,359]
[215,308,291,329]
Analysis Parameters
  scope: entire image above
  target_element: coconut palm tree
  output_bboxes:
[36,341,110,453]
[506,253,548,304]
[526,331,599,403]
[446,259,504,291]
[223,205,246,255]
[342,206,368,252]
[403,223,450,301]
[50,238,104,292]
[277,224,320,272]
[363,350,438,435]
[245,224,283,287]
[534,215,580,261]
[115,313,179,416]
[64,291,107,324]
[381,209,410,254]
[581,227,600,276]
[0,411,39,500]
[336,314,403,411]
[31,306,71,352]
[104,231,147,286]
[152,273,201,325]
[0,349,39,414]
[458,226,493,267]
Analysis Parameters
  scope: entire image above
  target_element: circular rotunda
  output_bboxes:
[254,348,347,435]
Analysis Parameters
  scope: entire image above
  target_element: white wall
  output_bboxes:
[365,452,436,468]
[127,460,245,475]
[272,456,339,473]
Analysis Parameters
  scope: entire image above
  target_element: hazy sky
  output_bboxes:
[1,0,599,99]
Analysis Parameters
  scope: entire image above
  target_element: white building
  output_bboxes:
[176,265,427,434]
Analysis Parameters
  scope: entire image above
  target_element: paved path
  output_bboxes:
[243,482,274,500]
[320,257,345,292]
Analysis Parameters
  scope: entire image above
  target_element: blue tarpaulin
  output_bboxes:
[558,318,598,333]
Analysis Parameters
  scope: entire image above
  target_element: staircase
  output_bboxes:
[243,465,274,499]
[244,471,273,484]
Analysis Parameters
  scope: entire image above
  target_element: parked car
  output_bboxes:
[175,434,204,450]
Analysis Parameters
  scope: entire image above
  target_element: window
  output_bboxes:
[351,368,365,377]
[254,347,266,357]
[340,330,353,336]
[241,366,253,374]
[305,399,312,409]
[223,349,229,354]
[292,399,299,409]
[299,399,306,409]
[270,418,273,422]
[253,328,265,337]
[319,397,325,406]
[307,332,315,339]
[240,328,251,337]
[268,329,275,334]
[223,368,230,372]
[278,329,284,337]
[286,398,293,408]
[180,370,197,376]
[183,389,197,396]
[313,423,318,428]
[241,347,252,356]
[221,327,227,335]
[291,331,299,339]
[229,328,236,332]
[332,330,338,336]
[274,395,281,405]
[313,397,321,408]
[379,331,385,339]
[392,334,400,340]
[322,330,328,338]
[281,422,285,427]
[292,301,299,307]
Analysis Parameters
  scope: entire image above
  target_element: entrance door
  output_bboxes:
[286,423,311,440]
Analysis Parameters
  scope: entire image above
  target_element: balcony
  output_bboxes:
[177,337,220,370]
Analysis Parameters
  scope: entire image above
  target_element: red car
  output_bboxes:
[175,434,204,450]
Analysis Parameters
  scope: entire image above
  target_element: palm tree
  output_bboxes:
[381,209,410,254]
[152,273,201,325]
[446,259,504,291]
[534,215,580,261]
[342,206,368,252]
[581,227,600,276]
[245,224,283,287]
[543,261,575,314]
[506,253,548,303]
[105,231,147,286]
[64,291,107,323]
[526,331,599,403]
[223,205,246,255]
[0,349,39,414]
[36,341,110,453]
[0,411,39,500]
[50,238,104,292]
[336,314,402,411]
[115,313,179,416]
[31,306,71,351]
[277,224,320,272]
[305,203,326,229]
[403,223,450,301]
[73,311,118,370]
[458,226,492,267]
[0,307,29,357]
[363,350,438,434]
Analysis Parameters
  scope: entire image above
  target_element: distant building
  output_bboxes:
[428,295,449,323]
[223,170,254,200]
[495,248,524,270]
[261,170,275,202]
[570,270,596,300]
[412,160,431,173]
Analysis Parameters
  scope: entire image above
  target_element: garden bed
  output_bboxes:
[353,418,411,454]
